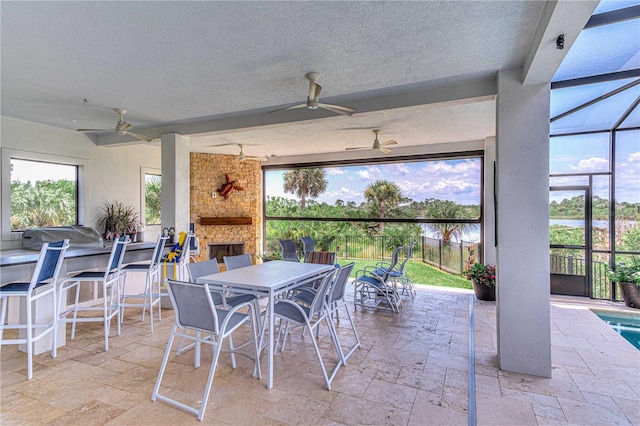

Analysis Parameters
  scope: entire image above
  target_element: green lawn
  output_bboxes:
[336,259,472,290]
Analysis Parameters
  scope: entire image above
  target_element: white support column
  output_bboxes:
[161,133,191,238]
[483,136,496,266]
[496,68,551,377]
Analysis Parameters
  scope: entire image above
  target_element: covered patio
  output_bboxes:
[2,285,638,425]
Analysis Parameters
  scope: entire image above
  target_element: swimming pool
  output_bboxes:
[592,310,640,350]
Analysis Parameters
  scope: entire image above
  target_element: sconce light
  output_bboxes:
[556,34,565,50]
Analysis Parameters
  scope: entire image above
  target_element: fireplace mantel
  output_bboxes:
[200,217,252,225]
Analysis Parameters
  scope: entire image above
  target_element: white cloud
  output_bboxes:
[568,156,608,173]
[323,187,362,202]
[615,151,640,203]
[357,165,382,180]
[326,167,346,175]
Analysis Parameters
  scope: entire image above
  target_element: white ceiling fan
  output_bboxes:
[77,108,155,142]
[269,72,356,116]
[346,129,398,154]
[236,144,270,161]
[209,143,269,161]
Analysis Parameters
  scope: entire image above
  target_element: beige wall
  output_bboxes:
[190,153,262,265]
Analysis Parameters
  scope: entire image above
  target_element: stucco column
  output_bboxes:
[496,68,551,377]
[161,133,191,237]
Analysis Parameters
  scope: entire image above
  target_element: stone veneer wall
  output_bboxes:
[190,153,262,264]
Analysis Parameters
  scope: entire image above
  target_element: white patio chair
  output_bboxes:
[151,279,261,421]
[0,239,69,380]
[120,234,169,331]
[58,236,129,351]
[272,269,342,390]
[178,259,260,363]
[353,245,403,313]
[374,242,416,298]
[326,262,360,365]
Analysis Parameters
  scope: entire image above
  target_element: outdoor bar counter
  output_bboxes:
[0,241,159,353]
[0,241,158,281]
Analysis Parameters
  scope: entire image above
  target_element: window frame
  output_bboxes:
[262,151,484,240]
[1,148,88,241]
[140,166,162,230]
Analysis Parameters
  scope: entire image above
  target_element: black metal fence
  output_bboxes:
[550,253,612,299]
[265,235,479,275]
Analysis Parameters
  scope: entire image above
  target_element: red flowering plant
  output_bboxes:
[464,263,496,287]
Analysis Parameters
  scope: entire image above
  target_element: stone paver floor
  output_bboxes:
[2,284,639,425]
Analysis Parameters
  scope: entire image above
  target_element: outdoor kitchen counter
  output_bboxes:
[0,241,158,281]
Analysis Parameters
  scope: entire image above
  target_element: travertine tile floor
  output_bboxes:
[1,284,639,425]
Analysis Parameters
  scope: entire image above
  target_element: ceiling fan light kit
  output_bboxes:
[269,72,356,116]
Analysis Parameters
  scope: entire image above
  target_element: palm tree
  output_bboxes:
[283,168,327,210]
[11,180,76,230]
[423,199,477,246]
[364,180,404,234]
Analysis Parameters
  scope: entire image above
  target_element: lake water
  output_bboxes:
[550,219,638,228]
[422,219,638,245]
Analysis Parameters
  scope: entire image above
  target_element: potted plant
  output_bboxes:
[258,251,282,262]
[464,263,496,301]
[609,257,640,309]
[96,201,140,240]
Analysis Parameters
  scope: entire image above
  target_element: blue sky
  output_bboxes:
[549,131,640,203]
[265,158,482,206]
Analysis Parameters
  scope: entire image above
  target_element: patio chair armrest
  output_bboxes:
[374,261,392,269]
[361,267,385,280]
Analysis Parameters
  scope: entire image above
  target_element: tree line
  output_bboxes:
[267,168,479,248]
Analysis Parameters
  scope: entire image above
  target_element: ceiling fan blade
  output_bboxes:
[317,103,356,116]
[308,81,322,102]
[127,131,154,142]
[246,156,269,161]
[268,103,308,114]
[345,146,370,151]
[380,147,392,154]
[117,122,134,132]
[77,128,108,132]
[381,140,398,147]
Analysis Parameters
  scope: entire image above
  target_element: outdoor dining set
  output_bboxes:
[0,234,416,421]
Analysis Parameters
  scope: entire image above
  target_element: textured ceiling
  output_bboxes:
[1,1,586,161]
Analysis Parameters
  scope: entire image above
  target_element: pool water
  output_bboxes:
[593,310,640,350]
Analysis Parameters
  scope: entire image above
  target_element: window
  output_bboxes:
[142,169,161,226]
[10,158,78,231]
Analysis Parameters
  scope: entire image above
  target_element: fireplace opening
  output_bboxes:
[208,242,245,264]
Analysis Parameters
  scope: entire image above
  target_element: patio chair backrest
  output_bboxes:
[328,262,355,304]
[33,239,70,288]
[187,259,220,282]
[151,235,170,268]
[187,259,225,305]
[304,251,336,265]
[308,270,335,317]
[277,239,300,262]
[166,279,220,334]
[300,236,314,257]
[397,242,416,274]
[380,245,403,282]
[107,236,129,275]
[223,253,252,270]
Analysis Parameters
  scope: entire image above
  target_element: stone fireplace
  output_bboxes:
[190,152,262,264]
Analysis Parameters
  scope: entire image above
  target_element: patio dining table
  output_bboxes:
[198,260,334,389]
